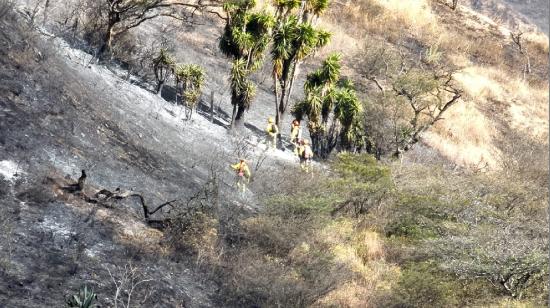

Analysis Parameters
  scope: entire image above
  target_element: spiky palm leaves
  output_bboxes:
[220,0,274,128]
[294,53,363,156]
[304,0,329,18]
[271,0,331,124]
[174,64,205,120]
[333,82,362,148]
[304,52,340,92]
[230,58,256,109]
[152,48,175,96]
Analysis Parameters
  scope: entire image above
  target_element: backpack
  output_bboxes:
[268,123,278,134]
[302,146,313,159]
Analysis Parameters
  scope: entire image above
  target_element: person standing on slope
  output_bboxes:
[290,119,302,155]
[299,139,314,173]
[231,159,251,195]
[265,117,279,150]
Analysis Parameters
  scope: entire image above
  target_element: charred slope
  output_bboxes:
[0,10,268,307]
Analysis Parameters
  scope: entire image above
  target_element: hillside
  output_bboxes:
[1,0,548,307]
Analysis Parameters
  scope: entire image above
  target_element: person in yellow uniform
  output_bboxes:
[265,117,279,150]
[298,139,313,173]
[290,119,302,155]
[231,159,251,194]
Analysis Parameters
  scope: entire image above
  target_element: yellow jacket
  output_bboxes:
[290,124,301,140]
[231,162,251,178]
[266,123,279,136]
[299,145,313,159]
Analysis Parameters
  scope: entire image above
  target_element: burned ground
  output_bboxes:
[0,10,298,307]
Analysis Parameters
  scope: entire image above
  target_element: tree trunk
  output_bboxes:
[451,0,458,10]
[98,24,114,56]
[310,130,322,157]
[274,73,281,125]
[156,81,164,96]
[234,104,246,129]
[42,0,51,24]
[210,91,215,122]
[230,103,237,130]
[282,61,300,116]
[98,12,119,57]
[277,81,287,124]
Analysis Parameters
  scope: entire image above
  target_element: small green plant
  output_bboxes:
[66,285,97,308]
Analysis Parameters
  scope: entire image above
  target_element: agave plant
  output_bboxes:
[66,285,97,308]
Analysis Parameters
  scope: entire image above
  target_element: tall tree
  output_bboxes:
[333,81,363,151]
[293,54,363,158]
[360,42,462,157]
[271,0,331,126]
[97,0,223,56]
[219,0,274,130]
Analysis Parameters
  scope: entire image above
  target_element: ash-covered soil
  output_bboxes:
[0,10,302,307]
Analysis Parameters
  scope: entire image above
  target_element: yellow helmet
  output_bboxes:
[304,139,310,145]
[268,117,274,123]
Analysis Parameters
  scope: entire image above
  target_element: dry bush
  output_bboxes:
[496,126,549,188]
[323,0,383,38]
[162,177,221,265]
[219,244,352,307]
[104,262,156,308]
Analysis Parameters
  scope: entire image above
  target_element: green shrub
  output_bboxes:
[394,262,460,307]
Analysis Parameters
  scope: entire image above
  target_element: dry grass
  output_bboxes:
[309,220,398,307]
[324,0,548,170]
[456,66,549,139]
[422,64,548,169]
[375,0,440,40]
[325,0,441,45]
[524,30,550,54]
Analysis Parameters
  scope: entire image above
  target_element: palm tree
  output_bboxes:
[333,82,362,150]
[174,64,205,120]
[271,0,331,126]
[220,0,274,130]
[293,53,362,157]
[152,48,175,96]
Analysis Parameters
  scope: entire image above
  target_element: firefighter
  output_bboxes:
[290,119,302,155]
[299,139,313,173]
[265,117,279,149]
[231,159,251,194]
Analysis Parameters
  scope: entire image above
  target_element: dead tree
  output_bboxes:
[511,30,531,80]
[97,0,223,56]
[450,0,459,10]
[441,0,459,10]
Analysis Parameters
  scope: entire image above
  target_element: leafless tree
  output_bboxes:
[450,0,459,10]
[94,0,223,56]
[105,262,155,308]
[440,0,459,10]
[511,30,532,80]
[360,42,462,157]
